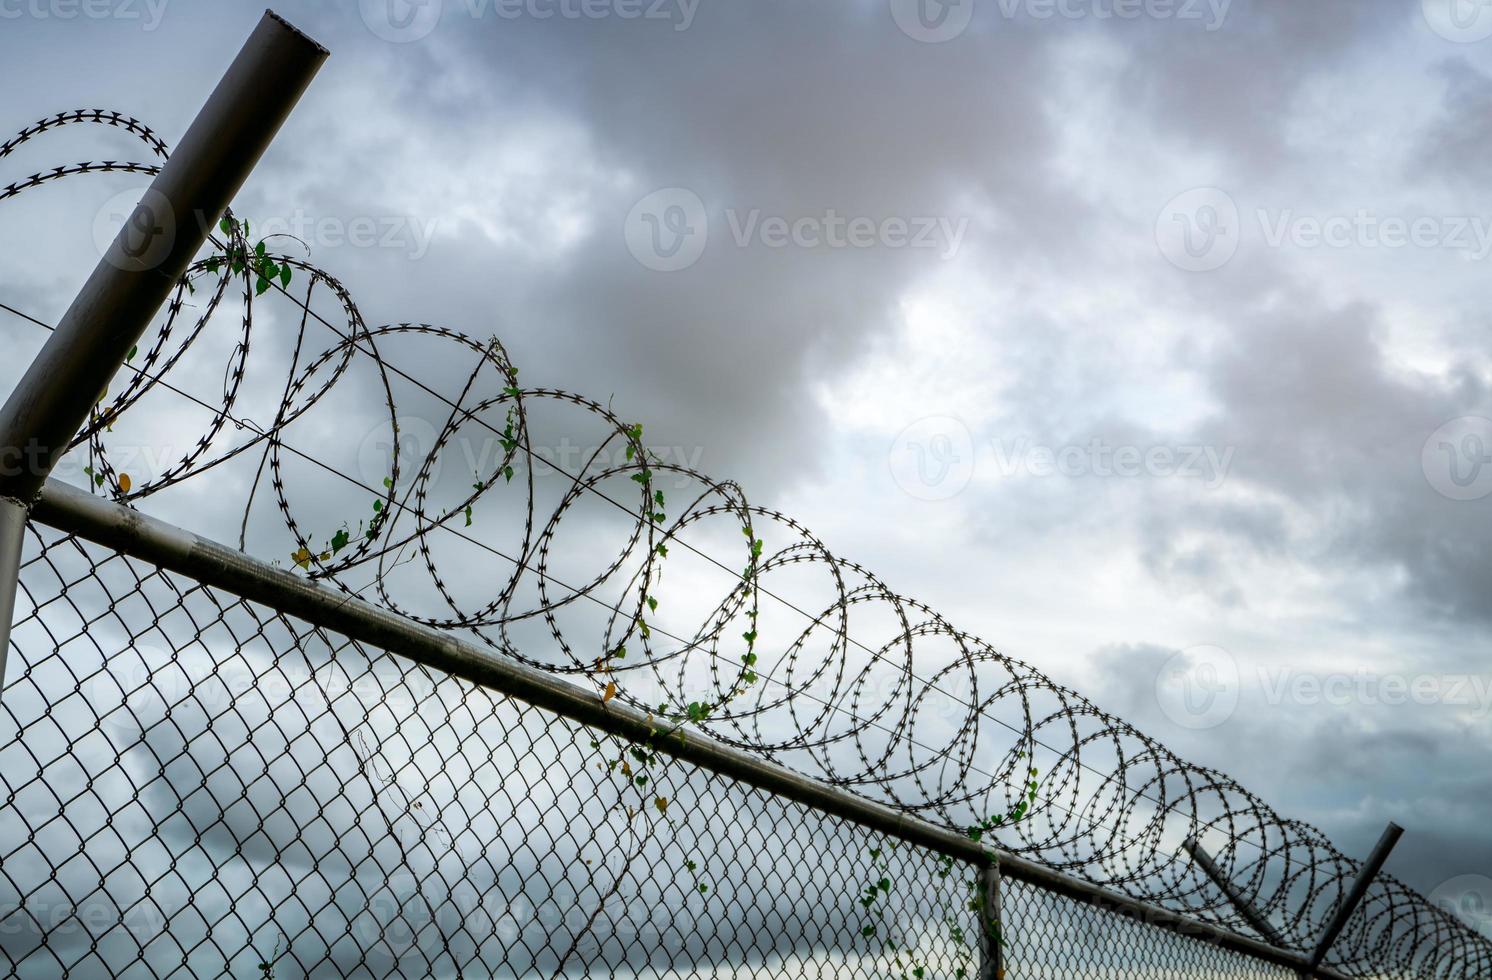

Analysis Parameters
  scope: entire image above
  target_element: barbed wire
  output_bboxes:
[3,108,1488,978]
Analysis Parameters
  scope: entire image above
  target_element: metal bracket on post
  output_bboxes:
[1183,836,1285,948]
[1307,822,1403,973]
[979,860,1004,980]
[0,10,326,695]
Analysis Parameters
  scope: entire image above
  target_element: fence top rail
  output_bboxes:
[27,476,1355,980]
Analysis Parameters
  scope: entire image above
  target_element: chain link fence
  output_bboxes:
[3,524,988,979]
[5,486,1459,979]
[1,44,1489,975]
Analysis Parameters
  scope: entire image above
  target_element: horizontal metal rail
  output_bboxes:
[29,478,1351,980]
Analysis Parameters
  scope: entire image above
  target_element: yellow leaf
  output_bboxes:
[291,547,312,569]
[602,681,617,703]
[620,760,632,778]
[118,473,131,493]
[654,796,668,815]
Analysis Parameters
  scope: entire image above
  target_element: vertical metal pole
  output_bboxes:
[1309,822,1404,971]
[979,861,1004,980]
[0,11,326,696]
[1183,836,1285,947]
[0,497,25,687]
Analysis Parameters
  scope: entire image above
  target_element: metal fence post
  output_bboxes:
[0,10,326,692]
[979,860,1004,980]
[1308,822,1404,972]
[0,497,25,685]
[1183,836,1285,947]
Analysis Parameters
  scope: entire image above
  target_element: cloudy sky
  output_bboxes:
[3,0,1492,954]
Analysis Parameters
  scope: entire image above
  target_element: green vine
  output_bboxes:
[857,762,1040,978]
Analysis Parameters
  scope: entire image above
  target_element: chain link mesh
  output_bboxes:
[998,876,1298,980]
[2,526,985,979]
